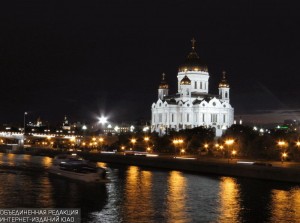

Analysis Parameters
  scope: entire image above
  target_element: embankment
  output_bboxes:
[81,153,300,184]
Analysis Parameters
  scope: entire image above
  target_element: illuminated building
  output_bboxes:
[151,39,234,136]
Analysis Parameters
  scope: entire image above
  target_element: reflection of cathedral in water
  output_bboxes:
[151,39,234,136]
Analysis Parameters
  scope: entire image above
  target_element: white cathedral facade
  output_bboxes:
[151,39,234,137]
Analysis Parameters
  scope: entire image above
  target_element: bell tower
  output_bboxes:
[218,71,230,103]
[158,73,169,100]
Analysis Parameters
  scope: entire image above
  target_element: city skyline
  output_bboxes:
[0,1,299,125]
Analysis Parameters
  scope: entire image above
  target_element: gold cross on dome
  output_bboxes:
[191,38,196,49]
[222,71,226,79]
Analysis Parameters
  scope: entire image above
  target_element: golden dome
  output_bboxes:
[159,73,169,89]
[178,38,208,72]
[219,71,230,88]
[180,75,191,85]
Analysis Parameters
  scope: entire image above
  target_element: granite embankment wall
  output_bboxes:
[82,153,300,184]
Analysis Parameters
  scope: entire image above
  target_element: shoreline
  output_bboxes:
[3,150,300,184]
[81,153,300,184]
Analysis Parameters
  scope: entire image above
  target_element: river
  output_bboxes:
[0,153,300,223]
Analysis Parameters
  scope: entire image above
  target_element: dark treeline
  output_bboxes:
[111,125,300,161]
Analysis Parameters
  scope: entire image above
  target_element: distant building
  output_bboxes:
[151,39,234,136]
[62,115,71,131]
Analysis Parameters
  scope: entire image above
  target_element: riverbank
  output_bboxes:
[79,153,300,184]
[3,148,300,184]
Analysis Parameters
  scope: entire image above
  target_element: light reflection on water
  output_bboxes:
[166,171,188,223]
[218,177,241,223]
[0,154,300,223]
[270,188,300,222]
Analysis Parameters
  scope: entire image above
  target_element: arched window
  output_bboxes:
[225,92,228,98]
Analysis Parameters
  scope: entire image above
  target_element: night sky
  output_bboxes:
[0,0,300,125]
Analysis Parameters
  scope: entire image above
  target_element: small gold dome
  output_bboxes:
[180,75,191,85]
[219,71,230,88]
[159,73,169,89]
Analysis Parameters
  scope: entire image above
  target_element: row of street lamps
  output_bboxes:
[277,140,300,162]
[121,137,152,152]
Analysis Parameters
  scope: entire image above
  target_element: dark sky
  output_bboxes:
[0,0,300,125]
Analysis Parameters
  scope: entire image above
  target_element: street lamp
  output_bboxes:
[278,140,288,162]
[173,138,183,156]
[131,138,136,150]
[225,139,234,163]
[24,112,28,135]
[232,150,237,158]
[144,136,150,152]
[282,152,288,163]
[278,140,287,148]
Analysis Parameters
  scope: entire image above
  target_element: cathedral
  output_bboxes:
[151,39,234,137]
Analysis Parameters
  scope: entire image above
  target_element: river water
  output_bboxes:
[0,153,300,223]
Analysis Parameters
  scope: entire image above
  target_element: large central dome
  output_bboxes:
[178,39,208,72]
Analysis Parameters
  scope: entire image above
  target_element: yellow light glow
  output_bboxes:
[225,139,234,145]
[282,152,287,158]
[278,141,287,147]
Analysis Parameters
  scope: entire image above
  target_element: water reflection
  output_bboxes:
[166,171,188,223]
[6,153,16,166]
[123,166,154,223]
[41,156,52,168]
[218,177,241,223]
[2,153,300,223]
[270,188,300,222]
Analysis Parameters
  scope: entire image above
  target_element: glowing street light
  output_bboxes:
[278,140,287,148]
[281,152,288,163]
[173,138,184,156]
[131,138,136,150]
[225,139,234,163]
[144,136,150,152]
[296,141,300,147]
[98,116,108,125]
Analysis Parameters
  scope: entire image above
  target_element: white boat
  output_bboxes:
[48,154,109,183]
